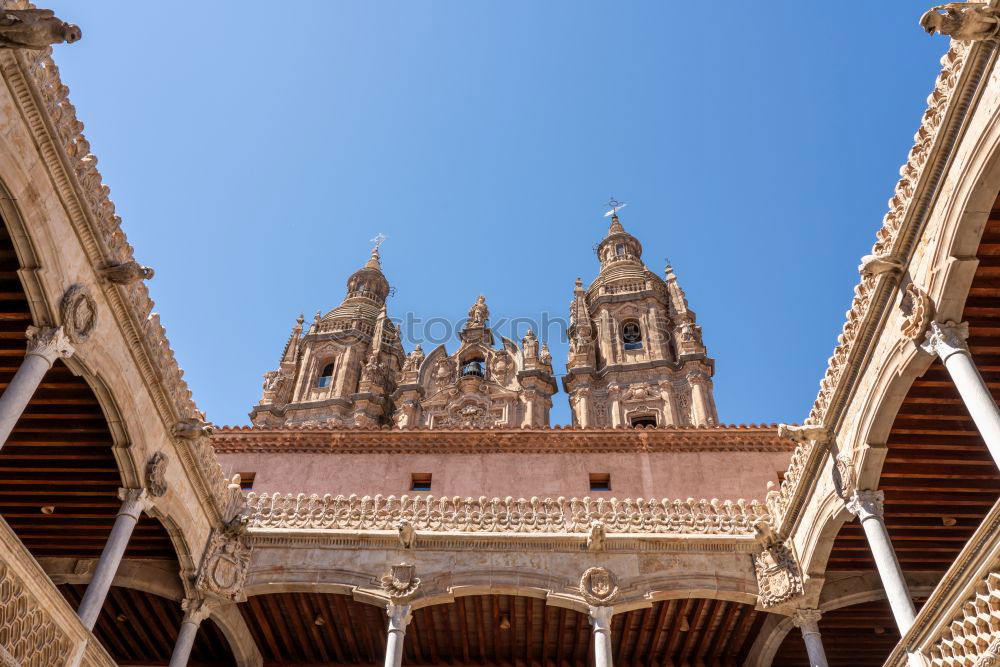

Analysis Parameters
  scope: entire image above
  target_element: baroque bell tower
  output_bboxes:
[250,242,405,427]
[563,210,718,427]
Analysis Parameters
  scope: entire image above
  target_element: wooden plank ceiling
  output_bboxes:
[239,593,766,666]
[59,584,236,666]
[771,599,900,666]
[0,220,175,559]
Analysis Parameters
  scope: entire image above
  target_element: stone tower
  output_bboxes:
[563,212,717,427]
[250,244,405,427]
[392,295,558,428]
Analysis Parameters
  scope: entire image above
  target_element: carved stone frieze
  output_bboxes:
[195,529,251,602]
[579,567,619,606]
[59,283,97,342]
[379,564,420,602]
[145,451,168,497]
[243,492,769,535]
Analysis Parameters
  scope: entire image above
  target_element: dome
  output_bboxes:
[323,248,391,323]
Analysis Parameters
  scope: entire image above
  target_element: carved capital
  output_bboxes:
[24,325,74,364]
[386,603,412,632]
[588,605,613,632]
[180,597,214,625]
[777,423,832,445]
[792,608,823,630]
[920,320,969,362]
[117,487,154,518]
[846,489,885,522]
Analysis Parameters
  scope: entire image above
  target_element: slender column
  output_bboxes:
[589,606,614,667]
[687,371,711,426]
[657,381,676,426]
[576,388,591,428]
[846,489,917,633]
[921,321,1000,466]
[77,488,154,630]
[384,603,412,667]
[168,599,213,667]
[608,385,622,427]
[792,609,828,667]
[523,389,537,427]
[0,326,73,448]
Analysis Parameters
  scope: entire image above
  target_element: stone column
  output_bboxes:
[657,381,676,426]
[384,603,412,667]
[77,488,154,630]
[576,388,591,428]
[168,599,213,667]
[792,609,828,667]
[846,489,917,634]
[523,389,537,428]
[921,321,1000,467]
[589,606,614,667]
[608,385,622,427]
[687,371,711,426]
[0,326,74,449]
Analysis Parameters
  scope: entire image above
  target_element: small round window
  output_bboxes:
[622,321,643,350]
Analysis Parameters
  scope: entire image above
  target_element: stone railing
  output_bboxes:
[243,493,768,535]
[0,516,115,666]
[928,569,1000,665]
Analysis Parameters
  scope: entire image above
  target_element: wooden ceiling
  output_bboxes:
[826,203,1000,571]
[771,599,901,666]
[239,593,766,666]
[59,584,236,666]
[0,221,176,560]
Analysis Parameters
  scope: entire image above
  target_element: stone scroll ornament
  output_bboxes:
[195,529,251,602]
[145,451,168,497]
[59,284,97,343]
[752,519,804,608]
[380,564,420,602]
[579,567,619,606]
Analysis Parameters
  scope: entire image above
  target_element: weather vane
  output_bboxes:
[604,197,627,218]
[370,233,387,253]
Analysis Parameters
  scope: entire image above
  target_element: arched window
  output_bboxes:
[316,362,335,388]
[622,321,643,350]
[615,243,626,257]
[461,360,485,378]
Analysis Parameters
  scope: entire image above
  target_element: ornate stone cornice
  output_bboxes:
[212,423,792,454]
[242,492,768,536]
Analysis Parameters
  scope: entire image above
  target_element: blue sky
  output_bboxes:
[45,2,947,427]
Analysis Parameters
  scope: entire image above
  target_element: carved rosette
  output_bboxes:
[753,541,804,608]
[195,529,251,602]
[579,567,619,606]
[899,283,932,342]
[380,564,420,602]
[59,284,97,342]
[145,451,169,497]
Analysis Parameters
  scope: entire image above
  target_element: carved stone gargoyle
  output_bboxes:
[920,3,1000,41]
[0,9,80,49]
[586,520,607,552]
[777,424,831,446]
[172,417,214,439]
[99,261,154,285]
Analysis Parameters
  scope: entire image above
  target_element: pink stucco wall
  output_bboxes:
[218,450,788,500]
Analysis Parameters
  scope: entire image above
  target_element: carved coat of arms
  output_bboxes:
[580,567,619,606]
[753,542,803,608]
[380,564,420,602]
[195,530,251,602]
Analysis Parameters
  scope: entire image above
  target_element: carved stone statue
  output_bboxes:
[402,345,424,372]
[522,329,539,359]
[466,295,489,328]
[396,519,415,549]
[920,4,1000,41]
[586,520,606,552]
[0,9,81,49]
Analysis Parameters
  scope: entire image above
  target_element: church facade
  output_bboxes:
[1,3,1000,667]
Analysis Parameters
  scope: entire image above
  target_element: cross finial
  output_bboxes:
[370,233,387,253]
[603,198,627,218]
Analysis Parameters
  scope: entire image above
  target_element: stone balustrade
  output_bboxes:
[0,515,114,666]
[242,492,768,535]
